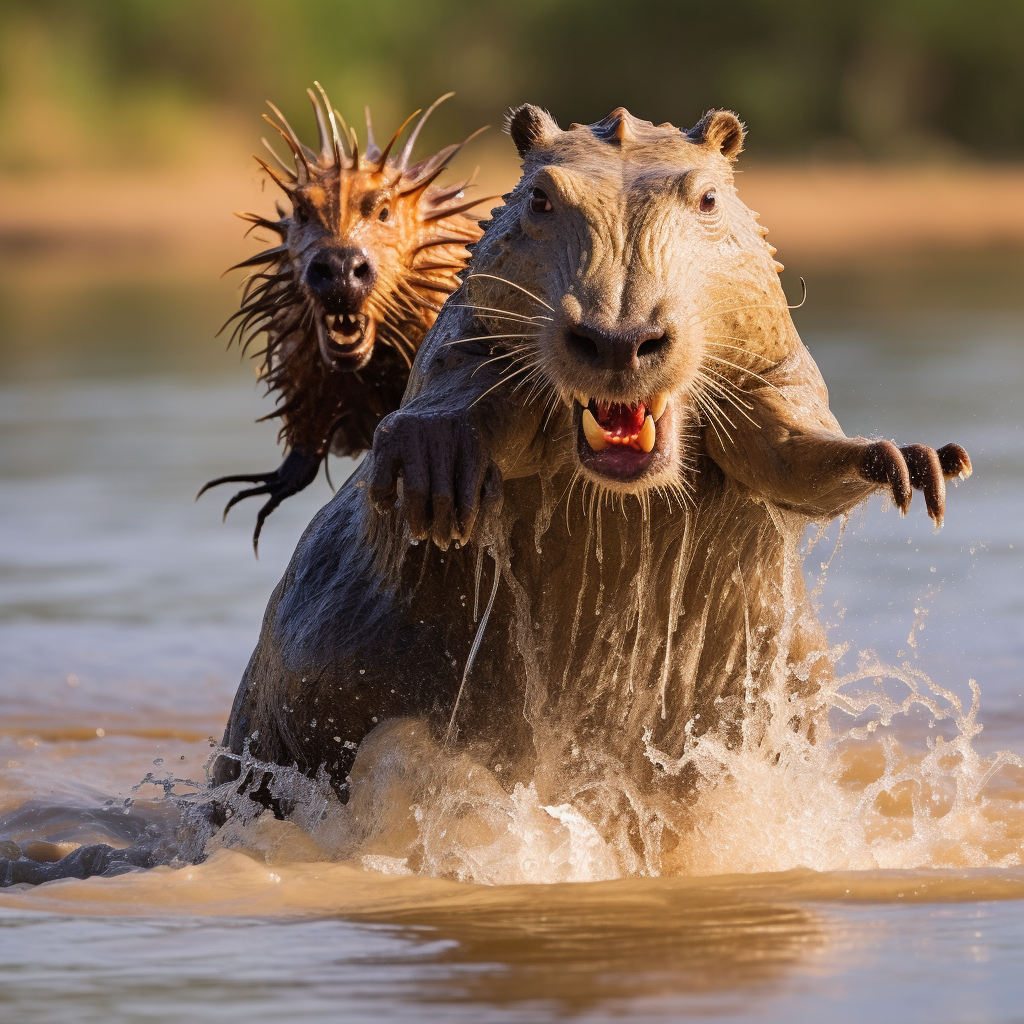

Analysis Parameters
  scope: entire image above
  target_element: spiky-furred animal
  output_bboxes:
[198,84,490,551]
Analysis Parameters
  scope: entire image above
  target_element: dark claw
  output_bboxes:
[862,440,912,514]
[222,483,273,520]
[900,443,945,522]
[195,471,272,501]
[368,411,502,547]
[197,448,322,554]
[861,438,972,526]
[937,443,972,480]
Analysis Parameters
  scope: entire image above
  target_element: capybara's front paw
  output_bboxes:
[861,440,971,524]
[369,410,503,548]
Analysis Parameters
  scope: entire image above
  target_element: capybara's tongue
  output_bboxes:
[595,400,646,439]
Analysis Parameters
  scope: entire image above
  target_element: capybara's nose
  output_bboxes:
[304,247,376,310]
[565,320,669,372]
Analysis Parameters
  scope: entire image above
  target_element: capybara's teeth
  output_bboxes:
[649,392,668,421]
[326,314,337,329]
[582,408,609,451]
[638,414,656,453]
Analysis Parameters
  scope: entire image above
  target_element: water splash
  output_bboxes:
[4,512,1023,890]
[176,646,1022,886]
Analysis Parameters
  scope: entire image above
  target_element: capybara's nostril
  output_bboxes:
[353,261,370,279]
[566,330,601,365]
[636,333,669,360]
[567,321,666,372]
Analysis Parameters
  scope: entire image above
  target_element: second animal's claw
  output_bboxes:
[861,439,971,525]
[197,449,322,553]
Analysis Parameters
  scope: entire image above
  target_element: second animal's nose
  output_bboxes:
[305,247,376,309]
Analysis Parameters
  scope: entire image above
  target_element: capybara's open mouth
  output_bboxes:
[316,311,375,369]
[572,391,674,486]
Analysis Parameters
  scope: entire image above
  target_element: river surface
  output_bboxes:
[1,259,1024,1021]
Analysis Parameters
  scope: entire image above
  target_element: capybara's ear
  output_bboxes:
[688,109,745,161]
[505,104,560,157]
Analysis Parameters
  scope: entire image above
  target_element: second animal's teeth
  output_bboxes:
[581,409,609,451]
[649,392,668,421]
[326,314,337,328]
[637,414,656,453]
[575,392,589,407]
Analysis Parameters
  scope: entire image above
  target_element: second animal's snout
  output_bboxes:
[305,246,377,311]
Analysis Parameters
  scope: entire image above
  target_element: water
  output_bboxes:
[2,263,1024,1020]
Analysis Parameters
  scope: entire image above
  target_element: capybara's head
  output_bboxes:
[229,86,485,372]
[474,104,787,500]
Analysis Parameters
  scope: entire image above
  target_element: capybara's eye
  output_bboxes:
[530,188,553,213]
[294,206,309,225]
[378,206,390,222]
[699,189,717,213]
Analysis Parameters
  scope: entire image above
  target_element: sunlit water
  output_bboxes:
[2,267,1024,1021]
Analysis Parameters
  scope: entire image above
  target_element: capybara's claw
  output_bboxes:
[937,443,972,481]
[861,439,970,524]
[862,440,912,515]
[369,410,503,548]
[899,443,946,522]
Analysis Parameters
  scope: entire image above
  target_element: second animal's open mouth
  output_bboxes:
[317,312,374,368]
[573,392,673,486]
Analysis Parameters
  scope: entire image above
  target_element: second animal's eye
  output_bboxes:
[530,188,552,213]
[699,189,717,213]
[378,206,390,222]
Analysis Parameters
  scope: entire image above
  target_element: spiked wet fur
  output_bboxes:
[199,85,491,549]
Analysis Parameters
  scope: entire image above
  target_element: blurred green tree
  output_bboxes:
[1,0,1022,170]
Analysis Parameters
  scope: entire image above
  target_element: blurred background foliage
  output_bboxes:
[2,0,1024,173]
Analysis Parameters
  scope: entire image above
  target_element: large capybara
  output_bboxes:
[212,104,971,863]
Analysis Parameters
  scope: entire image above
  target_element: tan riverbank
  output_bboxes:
[2,149,1023,285]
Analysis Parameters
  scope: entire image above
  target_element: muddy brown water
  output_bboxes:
[1,257,1024,1022]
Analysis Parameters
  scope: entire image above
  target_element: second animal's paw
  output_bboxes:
[196,448,322,553]
[368,410,503,549]
[861,440,971,524]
